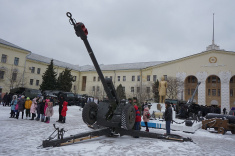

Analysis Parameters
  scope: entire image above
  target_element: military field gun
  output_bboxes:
[42,12,192,147]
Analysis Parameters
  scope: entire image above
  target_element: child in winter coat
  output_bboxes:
[30,98,37,120]
[45,101,54,123]
[10,95,17,118]
[143,104,151,132]
[25,97,32,119]
[16,96,25,119]
[35,97,42,121]
[40,99,46,122]
[61,101,68,123]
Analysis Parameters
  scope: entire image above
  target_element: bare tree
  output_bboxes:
[3,65,26,90]
[166,76,184,99]
[135,82,152,103]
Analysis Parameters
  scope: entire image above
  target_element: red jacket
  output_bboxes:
[61,101,68,117]
[134,105,141,122]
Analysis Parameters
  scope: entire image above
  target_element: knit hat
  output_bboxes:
[27,97,30,100]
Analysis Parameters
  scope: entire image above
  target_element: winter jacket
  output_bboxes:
[165,106,172,121]
[40,101,45,114]
[25,100,32,109]
[11,99,17,110]
[143,106,150,122]
[30,98,37,113]
[18,98,25,112]
[134,105,141,122]
[44,99,50,115]
[45,105,54,117]
[61,101,68,117]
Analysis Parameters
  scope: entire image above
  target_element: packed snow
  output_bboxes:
[0,105,235,156]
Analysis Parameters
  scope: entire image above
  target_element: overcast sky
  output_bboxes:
[0,0,235,66]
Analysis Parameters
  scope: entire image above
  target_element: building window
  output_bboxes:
[37,68,41,74]
[118,76,120,81]
[217,78,220,83]
[192,77,196,83]
[153,75,157,82]
[93,76,96,81]
[92,86,95,91]
[36,80,39,86]
[122,87,125,92]
[74,85,76,90]
[137,75,140,81]
[164,75,167,81]
[97,86,99,92]
[73,76,77,81]
[208,77,210,83]
[218,89,220,96]
[188,77,190,83]
[12,72,17,81]
[208,89,211,96]
[191,89,195,95]
[137,87,140,93]
[123,76,126,81]
[147,87,150,93]
[14,57,19,66]
[1,54,7,63]
[98,77,100,81]
[188,89,190,95]
[147,75,150,81]
[212,76,216,83]
[82,76,87,91]
[31,67,35,73]
[110,76,112,80]
[212,89,216,96]
[0,71,4,79]
[131,87,134,92]
[230,89,234,97]
[30,79,34,85]
[132,76,135,81]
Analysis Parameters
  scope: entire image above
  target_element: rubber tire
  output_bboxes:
[218,127,226,135]
[82,102,98,125]
[231,130,235,134]
[121,104,136,130]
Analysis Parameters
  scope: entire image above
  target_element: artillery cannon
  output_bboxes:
[42,12,192,147]
[202,113,235,134]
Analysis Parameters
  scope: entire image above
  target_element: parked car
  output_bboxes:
[58,92,76,106]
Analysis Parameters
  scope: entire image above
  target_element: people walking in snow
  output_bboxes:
[25,97,32,119]
[61,101,68,123]
[10,95,17,118]
[44,101,54,123]
[30,98,37,120]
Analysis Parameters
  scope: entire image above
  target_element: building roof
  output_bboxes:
[27,53,80,71]
[0,38,31,52]
[79,61,166,71]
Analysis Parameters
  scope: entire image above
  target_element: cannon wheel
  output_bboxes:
[218,127,226,135]
[214,127,218,131]
[121,104,136,130]
[82,102,98,125]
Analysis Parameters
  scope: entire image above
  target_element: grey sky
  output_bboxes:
[0,0,235,66]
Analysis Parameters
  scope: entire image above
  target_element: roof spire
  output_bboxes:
[212,13,215,45]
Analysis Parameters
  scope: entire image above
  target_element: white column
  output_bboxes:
[219,71,231,112]
[196,72,208,106]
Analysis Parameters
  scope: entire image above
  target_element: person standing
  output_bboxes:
[143,104,151,132]
[164,101,172,135]
[30,98,37,120]
[3,92,8,106]
[45,101,54,123]
[57,95,65,122]
[61,101,68,123]
[10,95,17,118]
[16,95,25,119]
[25,97,32,119]
[133,102,141,138]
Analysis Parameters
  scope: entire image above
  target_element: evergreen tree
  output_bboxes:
[57,68,75,92]
[116,84,126,100]
[39,60,57,92]
[152,80,159,103]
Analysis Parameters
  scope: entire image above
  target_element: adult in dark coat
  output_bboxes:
[57,95,65,122]
[3,92,8,106]
[16,96,25,119]
[164,101,172,135]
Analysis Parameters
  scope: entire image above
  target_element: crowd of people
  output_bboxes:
[4,94,68,124]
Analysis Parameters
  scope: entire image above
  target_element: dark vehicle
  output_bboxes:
[74,94,83,106]
[10,87,41,99]
[58,92,76,106]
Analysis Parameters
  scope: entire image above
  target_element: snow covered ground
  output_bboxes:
[0,105,235,156]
